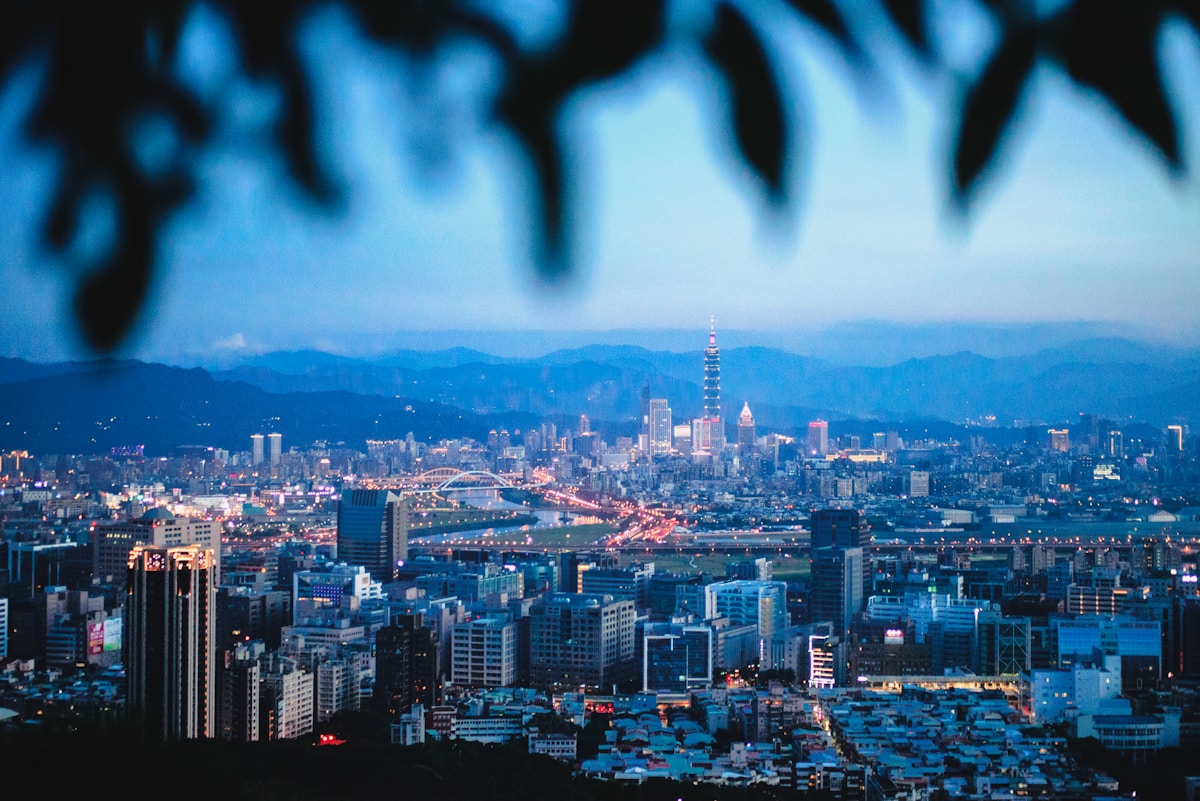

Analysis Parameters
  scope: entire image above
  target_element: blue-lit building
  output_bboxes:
[336,489,407,582]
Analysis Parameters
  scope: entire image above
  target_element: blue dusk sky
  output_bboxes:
[2,2,1200,363]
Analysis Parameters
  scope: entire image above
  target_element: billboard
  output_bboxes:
[88,622,105,655]
[104,617,122,651]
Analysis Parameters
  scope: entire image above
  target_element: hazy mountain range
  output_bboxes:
[210,337,1200,427]
[1,334,1196,455]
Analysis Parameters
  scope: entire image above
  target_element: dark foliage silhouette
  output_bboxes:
[1,0,1194,351]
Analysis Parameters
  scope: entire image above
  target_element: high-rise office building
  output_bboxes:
[640,384,651,447]
[250,433,265,466]
[268,432,283,466]
[1049,428,1070,452]
[810,509,867,549]
[125,544,214,739]
[336,489,408,582]
[807,420,828,456]
[706,580,789,644]
[530,593,635,691]
[649,398,672,457]
[737,402,755,454]
[809,547,864,639]
[580,561,655,610]
[95,508,222,584]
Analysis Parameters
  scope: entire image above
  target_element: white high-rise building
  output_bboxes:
[706,580,789,646]
[262,654,314,740]
[648,398,672,456]
[452,617,517,687]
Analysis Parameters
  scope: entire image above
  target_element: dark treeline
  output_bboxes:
[3,723,808,801]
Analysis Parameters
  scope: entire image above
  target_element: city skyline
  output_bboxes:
[2,6,1199,363]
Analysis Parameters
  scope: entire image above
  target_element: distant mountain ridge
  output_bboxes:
[211,338,1200,427]
[0,361,540,455]
[3,336,1197,455]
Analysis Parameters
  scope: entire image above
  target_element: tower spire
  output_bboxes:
[703,318,720,420]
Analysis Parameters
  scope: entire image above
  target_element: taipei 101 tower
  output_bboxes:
[704,318,720,418]
[701,318,725,451]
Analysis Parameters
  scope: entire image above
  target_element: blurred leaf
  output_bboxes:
[953,24,1036,206]
[880,0,929,55]
[557,0,665,88]
[219,1,337,200]
[143,0,191,69]
[45,169,85,249]
[494,64,565,277]
[0,3,45,83]
[494,0,664,279]
[74,164,155,351]
[782,0,862,61]
[1048,1,1179,170]
[704,2,788,201]
[1173,0,1200,32]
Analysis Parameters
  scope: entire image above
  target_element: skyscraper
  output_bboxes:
[268,432,283,466]
[809,547,864,639]
[336,489,408,582]
[250,433,265,466]
[810,508,867,549]
[639,384,651,447]
[693,319,725,453]
[125,544,214,739]
[737,402,756,454]
[95,508,222,584]
[649,398,672,457]
[807,420,828,456]
[704,318,720,420]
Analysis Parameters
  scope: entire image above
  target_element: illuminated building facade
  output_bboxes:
[704,319,720,419]
[95,508,221,584]
[648,398,672,456]
[807,420,828,456]
[695,319,725,453]
[125,544,214,739]
[1168,424,1184,452]
[737,402,756,454]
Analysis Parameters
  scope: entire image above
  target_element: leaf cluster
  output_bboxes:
[1,0,1194,352]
